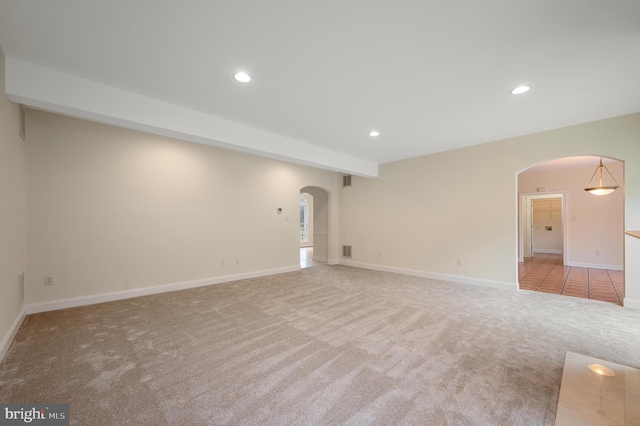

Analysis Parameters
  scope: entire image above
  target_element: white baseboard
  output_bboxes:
[623,297,640,309]
[338,260,516,291]
[532,249,563,254]
[312,256,329,263]
[25,265,300,315]
[0,307,26,363]
[565,261,623,271]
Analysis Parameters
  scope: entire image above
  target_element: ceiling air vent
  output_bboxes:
[343,175,352,187]
[342,245,352,258]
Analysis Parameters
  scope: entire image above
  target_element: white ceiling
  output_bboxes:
[1,1,639,176]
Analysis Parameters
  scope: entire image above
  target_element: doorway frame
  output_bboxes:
[518,191,568,268]
[300,185,332,265]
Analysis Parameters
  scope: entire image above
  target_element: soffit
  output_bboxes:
[1,1,638,176]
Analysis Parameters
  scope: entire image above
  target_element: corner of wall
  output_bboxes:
[0,308,26,363]
[623,297,640,310]
[0,47,29,364]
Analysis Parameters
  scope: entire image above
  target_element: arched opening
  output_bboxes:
[517,156,625,305]
[300,186,330,268]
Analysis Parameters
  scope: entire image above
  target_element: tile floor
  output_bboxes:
[300,247,319,269]
[518,253,624,305]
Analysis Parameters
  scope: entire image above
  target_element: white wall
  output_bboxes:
[339,113,640,307]
[0,48,28,359]
[519,163,624,269]
[25,110,339,306]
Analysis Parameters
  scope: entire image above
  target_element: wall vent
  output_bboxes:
[342,245,352,258]
[342,175,352,187]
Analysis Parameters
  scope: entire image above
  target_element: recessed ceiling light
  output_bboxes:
[511,85,530,95]
[234,72,251,83]
[369,130,380,137]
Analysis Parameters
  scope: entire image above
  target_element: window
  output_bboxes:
[300,197,308,243]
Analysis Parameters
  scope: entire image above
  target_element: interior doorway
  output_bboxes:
[300,247,317,269]
[300,186,330,268]
[519,192,567,265]
[517,156,625,305]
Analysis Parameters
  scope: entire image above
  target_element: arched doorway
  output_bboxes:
[517,156,625,305]
[300,186,330,268]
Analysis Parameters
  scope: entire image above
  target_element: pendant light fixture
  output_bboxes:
[584,158,619,196]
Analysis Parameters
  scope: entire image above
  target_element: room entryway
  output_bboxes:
[299,186,330,268]
[520,192,567,266]
[517,156,625,306]
[300,247,318,269]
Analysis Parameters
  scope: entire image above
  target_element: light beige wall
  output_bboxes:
[520,163,624,269]
[339,113,640,305]
[26,110,339,304]
[0,48,27,349]
[313,190,329,262]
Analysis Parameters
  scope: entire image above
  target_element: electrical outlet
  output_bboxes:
[595,250,600,256]
[235,257,240,264]
[45,276,54,285]
[457,259,463,265]
[220,259,226,266]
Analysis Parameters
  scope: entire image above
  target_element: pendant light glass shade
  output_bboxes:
[584,158,619,196]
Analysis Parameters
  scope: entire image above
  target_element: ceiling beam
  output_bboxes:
[5,58,378,178]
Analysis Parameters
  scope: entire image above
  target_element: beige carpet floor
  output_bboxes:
[1,265,639,425]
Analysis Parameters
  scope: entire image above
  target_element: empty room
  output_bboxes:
[1,1,639,425]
